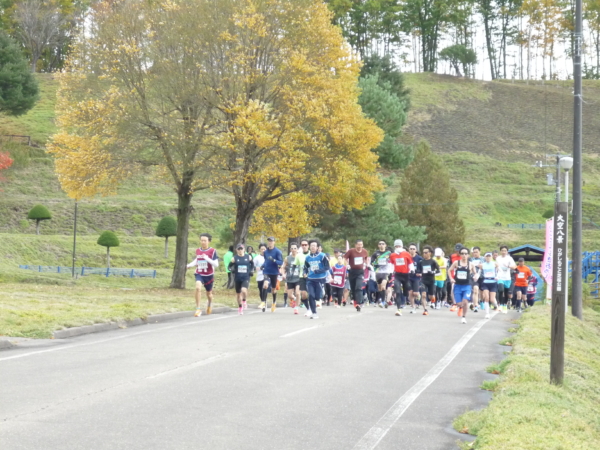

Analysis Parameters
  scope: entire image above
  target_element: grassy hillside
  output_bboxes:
[1,72,599,254]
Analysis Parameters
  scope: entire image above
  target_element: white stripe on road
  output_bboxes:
[0,313,259,362]
[146,353,227,379]
[353,313,498,450]
[280,326,318,338]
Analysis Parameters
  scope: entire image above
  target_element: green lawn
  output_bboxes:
[454,305,600,449]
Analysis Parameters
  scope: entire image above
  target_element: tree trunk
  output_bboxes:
[232,196,255,246]
[107,247,111,268]
[482,12,496,79]
[452,62,463,77]
[170,186,193,289]
[165,237,169,259]
[36,220,40,235]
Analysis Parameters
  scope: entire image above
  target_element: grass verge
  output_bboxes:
[453,305,600,449]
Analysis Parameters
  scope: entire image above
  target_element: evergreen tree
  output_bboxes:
[360,54,410,109]
[358,74,413,169]
[97,231,120,268]
[318,189,426,249]
[27,204,51,235]
[156,216,177,258]
[0,30,39,116]
[395,141,465,250]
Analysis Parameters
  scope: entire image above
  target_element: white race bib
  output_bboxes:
[457,271,467,280]
[354,257,364,265]
[198,260,208,270]
[527,285,535,292]
[310,261,319,271]
[423,266,431,274]
[518,272,525,279]
[334,275,342,285]
[484,270,495,278]
[238,266,248,274]
[395,258,405,266]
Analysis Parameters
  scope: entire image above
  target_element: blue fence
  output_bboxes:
[19,265,157,278]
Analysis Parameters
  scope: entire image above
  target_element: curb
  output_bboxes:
[51,306,235,339]
[0,339,14,350]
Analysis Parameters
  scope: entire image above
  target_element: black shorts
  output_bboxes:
[481,282,497,293]
[235,279,249,293]
[515,286,528,295]
[287,281,299,290]
[299,278,307,292]
[376,272,391,284]
[409,278,420,292]
[422,280,435,296]
[393,273,410,295]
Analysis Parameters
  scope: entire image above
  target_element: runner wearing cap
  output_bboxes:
[228,244,254,314]
[514,258,533,313]
[263,237,284,313]
[388,239,413,316]
[448,246,476,324]
[330,251,347,308]
[281,242,301,314]
[496,245,516,313]
[416,245,440,316]
[371,240,393,308]
[480,251,499,319]
[344,240,369,312]
[433,248,448,309]
[254,243,268,310]
[186,233,219,317]
[447,243,463,310]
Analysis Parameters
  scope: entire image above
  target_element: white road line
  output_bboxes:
[0,314,244,362]
[280,326,319,338]
[353,313,498,450]
[146,354,227,379]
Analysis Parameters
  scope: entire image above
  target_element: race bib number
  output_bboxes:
[501,266,508,272]
[527,285,534,292]
[422,266,431,274]
[484,270,495,278]
[457,271,467,280]
[310,261,319,271]
[354,257,364,265]
[395,258,405,266]
[198,260,208,270]
[334,275,342,285]
[518,272,525,279]
[293,267,299,276]
[238,266,247,274]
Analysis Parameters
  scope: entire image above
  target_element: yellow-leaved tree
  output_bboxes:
[48,0,383,288]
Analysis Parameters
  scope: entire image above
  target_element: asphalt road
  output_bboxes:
[0,304,514,450]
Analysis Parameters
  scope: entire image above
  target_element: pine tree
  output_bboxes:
[395,141,465,251]
[0,31,39,116]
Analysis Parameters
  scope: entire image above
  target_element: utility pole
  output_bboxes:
[72,200,78,278]
[572,0,583,320]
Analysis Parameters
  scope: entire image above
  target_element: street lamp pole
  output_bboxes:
[572,0,584,321]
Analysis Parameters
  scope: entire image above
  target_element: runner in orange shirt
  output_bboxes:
[513,257,533,313]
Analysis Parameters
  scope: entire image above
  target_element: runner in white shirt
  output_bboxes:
[495,245,516,313]
[254,243,268,311]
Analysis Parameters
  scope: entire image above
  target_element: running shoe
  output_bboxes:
[410,308,416,314]
[206,305,212,315]
[194,308,202,317]
[242,300,248,310]
[503,305,508,314]
[485,313,490,319]
[259,301,265,312]
[378,302,384,308]
[290,299,296,308]
[310,314,319,319]
[317,300,322,309]
[271,302,277,313]
[342,301,347,306]
[336,305,340,309]
[305,310,312,317]
[517,308,522,313]
[238,306,243,315]
[457,307,463,317]
[294,307,299,315]
[461,317,467,324]
[423,310,429,316]
[384,302,388,309]
[473,307,478,313]
[436,303,441,310]
[395,309,402,316]
[450,305,457,312]
[470,303,474,311]
[356,304,362,312]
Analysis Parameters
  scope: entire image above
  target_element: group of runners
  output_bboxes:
[186,234,539,324]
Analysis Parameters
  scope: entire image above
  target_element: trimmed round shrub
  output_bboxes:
[155,216,177,237]
[97,231,120,248]
[27,204,51,234]
[542,209,554,219]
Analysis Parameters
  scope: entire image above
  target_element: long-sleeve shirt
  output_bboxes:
[187,247,219,275]
[263,247,284,275]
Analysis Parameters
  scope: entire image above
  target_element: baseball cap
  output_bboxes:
[236,243,245,250]
[267,236,275,242]
[454,243,463,251]
[434,248,443,257]
[334,248,341,253]
[394,239,403,247]
[518,257,525,262]
[485,252,492,257]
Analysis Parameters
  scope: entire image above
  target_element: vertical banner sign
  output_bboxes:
[542,217,554,299]
[550,202,568,384]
